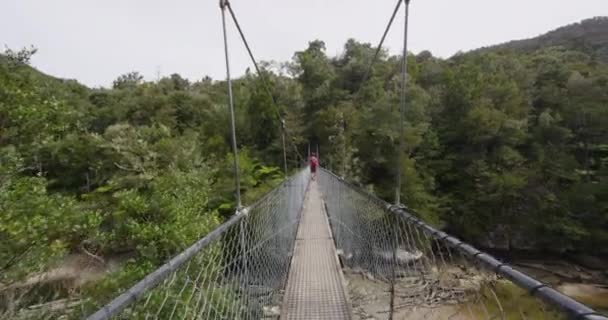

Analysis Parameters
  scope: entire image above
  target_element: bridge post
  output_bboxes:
[389,220,397,320]
[396,0,411,205]
[281,120,288,176]
[239,214,249,314]
[219,0,242,208]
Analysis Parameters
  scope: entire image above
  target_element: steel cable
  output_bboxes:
[83,169,309,320]
[224,1,305,167]
[317,168,607,320]
[352,0,404,104]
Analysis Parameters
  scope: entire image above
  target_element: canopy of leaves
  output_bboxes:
[1,18,607,315]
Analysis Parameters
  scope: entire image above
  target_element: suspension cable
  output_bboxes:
[334,0,404,178]
[396,0,411,205]
[220,0,242,208]
[226,4,274,102]
[353,0,404,103]
[281,120,288,175]
[224,1,304,172]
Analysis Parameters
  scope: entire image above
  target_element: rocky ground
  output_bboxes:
[514,259,608,312]
[342,258,608,320]
[343,266,486,320]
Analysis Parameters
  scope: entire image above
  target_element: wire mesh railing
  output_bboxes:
[318,168,607,320]
[85,168,309,320]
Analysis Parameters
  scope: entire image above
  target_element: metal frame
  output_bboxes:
[86,213,245,320]
[320,168,608,320]
[86,168,310,320]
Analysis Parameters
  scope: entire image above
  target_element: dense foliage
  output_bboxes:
[479,17,608,63]
[0,17,607,316]
[300,39,608,252]
[0,49,288,314]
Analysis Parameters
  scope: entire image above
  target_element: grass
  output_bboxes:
[466,281,565,320]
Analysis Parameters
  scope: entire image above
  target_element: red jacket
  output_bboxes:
[310,156,318,168]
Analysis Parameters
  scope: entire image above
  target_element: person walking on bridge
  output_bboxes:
[309,152,319,180]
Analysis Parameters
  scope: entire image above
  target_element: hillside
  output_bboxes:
[1,17,607,317]
[477,17,608,62]
[1,52,74,80]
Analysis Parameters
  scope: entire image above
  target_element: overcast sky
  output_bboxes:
[1,0,606,88]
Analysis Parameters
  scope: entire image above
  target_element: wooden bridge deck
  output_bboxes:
[282,180,351,320]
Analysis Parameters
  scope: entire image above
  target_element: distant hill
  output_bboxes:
[476,17,608,62]
[0,53,86,91]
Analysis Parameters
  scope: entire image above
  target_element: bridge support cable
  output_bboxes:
[317,168,608,320]
[335,0,403,180]
[86,169,310,320]
[223,0,304,173]
[220,0,242,208]
[281,120,288,175]
[396,0,411,205]
[354,0,404,101]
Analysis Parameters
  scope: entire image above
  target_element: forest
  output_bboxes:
[1,16,607,316]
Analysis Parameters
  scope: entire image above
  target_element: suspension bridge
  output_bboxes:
[82,0,608,319]
[85,166,608,320]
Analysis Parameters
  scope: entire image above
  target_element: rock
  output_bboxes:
[557,283,608,309]
[364,272,376,281]
[458,275,491,292]
[262,306,280,317]
[573,254,606,270]
[375,249,423,264]
[578,272,594,281]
